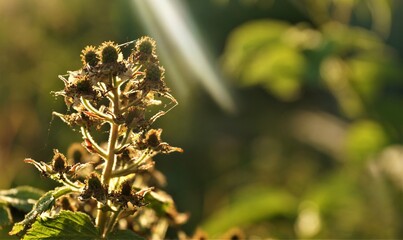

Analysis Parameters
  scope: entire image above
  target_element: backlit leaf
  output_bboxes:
[23,210,99,240]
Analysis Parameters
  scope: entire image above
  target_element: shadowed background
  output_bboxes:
[1,0,403,238]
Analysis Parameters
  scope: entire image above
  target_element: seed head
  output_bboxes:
[145,63,164,82]
[98,41,120,64]
[75,77,93,96]
[80,45,99,67]
[135,36,156,56]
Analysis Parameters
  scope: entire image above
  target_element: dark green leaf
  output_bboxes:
[107,229,144,240]
[23,210,100,240]
[0,186,45,212]
[0,203,12,228]
[9,186,73,236]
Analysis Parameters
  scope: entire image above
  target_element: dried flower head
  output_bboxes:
[80,45,99,67]
[145,129,162,148]
[52,149,68,173]
[136,36,156,56]
[145,63,164,82]
[98,41,121,64]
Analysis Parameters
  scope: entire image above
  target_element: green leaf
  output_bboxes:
[9,186,73,236]
[202,185,297,235]
[0,203,12,228]
[23,210,100,240]
[0,186,45,212]
[107,230,144,240]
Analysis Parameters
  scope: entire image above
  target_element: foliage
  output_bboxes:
[210,0,403,238]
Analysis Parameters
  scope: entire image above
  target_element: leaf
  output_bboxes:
[202,185,297,236]
[107,229,144,240]
[9,186,73,236]
[0,186,45,212]
[0,203,12,228]
[23,210,100,240]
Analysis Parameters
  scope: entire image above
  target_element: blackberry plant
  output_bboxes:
[0,37,187,239]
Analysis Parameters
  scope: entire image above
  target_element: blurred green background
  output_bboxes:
[1,0,403,238]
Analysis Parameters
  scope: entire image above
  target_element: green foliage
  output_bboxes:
[0,186,44,213]
[202,186,297,236]
[10,186,72,236]
[23,211,99,240]
[0,186,45,230]
[346,120,388,162]
[0,204,12,229]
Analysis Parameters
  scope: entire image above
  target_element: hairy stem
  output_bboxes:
[96,80,121,236]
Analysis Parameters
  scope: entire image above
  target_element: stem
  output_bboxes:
[96,78,121,237]
[80,127,108,159]
[105,206,123,235]
[102,123,119,186]
[81,97,113,122]
[96,122,119,236]
[115,127,132,153]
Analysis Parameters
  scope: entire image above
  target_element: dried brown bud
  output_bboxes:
[120,180,133,197]
[85,173,107,203]
[145,129,162,148]
[52,149,68,173]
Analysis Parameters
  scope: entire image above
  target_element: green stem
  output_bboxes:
[115,127,132,153]
[81,97,113,122]
[105,206,123,235]
[96,80,121,237]
[80,127,108,159]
